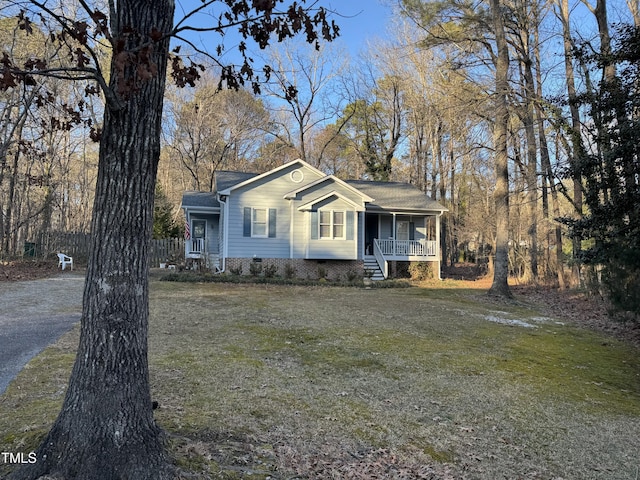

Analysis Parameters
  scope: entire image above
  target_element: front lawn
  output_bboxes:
[2,281,639,479]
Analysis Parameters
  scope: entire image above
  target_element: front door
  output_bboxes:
[192,220,206,253]
[365,213,378,255]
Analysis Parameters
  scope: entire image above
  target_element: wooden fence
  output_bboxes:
[31,232,184,267]
[149,237,184,267]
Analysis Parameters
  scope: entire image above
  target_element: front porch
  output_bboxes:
[367,239,441,280]
[364,212,442,280]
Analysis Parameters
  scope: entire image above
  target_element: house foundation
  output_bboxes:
[225,258,364,281]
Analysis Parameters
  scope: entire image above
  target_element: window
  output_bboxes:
[192,220,206,239]
[319,210,345,239]
[252,208,267,237]
[333,211,344,238]
[243,207,277,238]
[319,211,331,238]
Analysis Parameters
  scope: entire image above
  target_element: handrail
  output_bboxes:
[376,239,437,257]
[373,239,388,279]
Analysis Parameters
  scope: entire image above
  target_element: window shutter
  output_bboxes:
[243,207,251,237]
[310,211,318,240]
[346,211,355,241]
[409,222,415,241]
[268,208,277,238]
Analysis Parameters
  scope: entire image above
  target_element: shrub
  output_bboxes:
[249,262,263,277]
[317,266,327,279]
[408,261,433,281]
[284,263,296,279]
[263,264,278,278]
[345,269,360,282]
[229,265,243,276]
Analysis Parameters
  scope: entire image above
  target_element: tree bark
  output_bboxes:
[628,0,640,26]
[11,1,175,479]
[558,0,584,287]
[531,3,565,288]
[489,0,513,298]
[521,51,539,284]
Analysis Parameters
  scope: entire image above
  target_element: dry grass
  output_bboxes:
[2,280,640,479]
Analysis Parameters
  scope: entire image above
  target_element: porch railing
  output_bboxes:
[373,239,389,279]
[187,238,205,257]
[375,239,437,257]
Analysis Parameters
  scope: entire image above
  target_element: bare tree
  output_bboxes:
[261,40,349,168]
[1,1,337,479]
[165,74,270,191]
[488,0,513,297]
[400,0,513,296]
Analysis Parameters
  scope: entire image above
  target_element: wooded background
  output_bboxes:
[1,0,638,299]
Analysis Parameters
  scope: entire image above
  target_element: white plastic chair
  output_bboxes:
[57,253,73,271]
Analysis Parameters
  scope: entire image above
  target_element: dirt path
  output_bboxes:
[0,272,84,394]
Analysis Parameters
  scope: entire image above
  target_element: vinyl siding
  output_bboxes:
[304,197,358,260]
[226,163,324,259]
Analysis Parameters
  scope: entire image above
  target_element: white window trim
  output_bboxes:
[252,207,268,238]
[318,209,346,240]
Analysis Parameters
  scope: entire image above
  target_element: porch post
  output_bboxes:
[436,213,442,280]
[392,213,397,255]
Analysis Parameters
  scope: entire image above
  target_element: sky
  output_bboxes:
[324,0,395,57]
[172,0,395,63]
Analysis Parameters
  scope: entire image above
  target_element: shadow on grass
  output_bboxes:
[2,281,639,479]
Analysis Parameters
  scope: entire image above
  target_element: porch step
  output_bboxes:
[364,257,385,281]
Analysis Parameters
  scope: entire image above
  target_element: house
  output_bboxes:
[180,159,447,280]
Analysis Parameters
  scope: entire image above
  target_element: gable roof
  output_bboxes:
[181,191,219,210]
[284,175,374,203]
[297,191,366,212]
[181,160,447,214]
[215,171,258,193]
[217,159,324,195]
[346,180,447,212]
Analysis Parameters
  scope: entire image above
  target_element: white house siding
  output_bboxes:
[304,197,358,260]
[226,163,324,259]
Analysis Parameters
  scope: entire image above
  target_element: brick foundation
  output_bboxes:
[225,258,364,281]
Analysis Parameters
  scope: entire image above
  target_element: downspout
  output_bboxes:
[218,194,228,273]
[436,211,443,280]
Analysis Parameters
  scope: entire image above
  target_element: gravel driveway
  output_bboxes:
[0,273,84,395]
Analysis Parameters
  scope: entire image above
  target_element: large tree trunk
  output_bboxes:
[558,0,584,287]
[489,0,513,298]
[11,1,175,479]
[532,4,566,289]
[517,16,539,284]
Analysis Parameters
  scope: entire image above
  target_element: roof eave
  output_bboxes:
[220,158,324,195]
[182,206,220,214]
[365,205,448,214]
